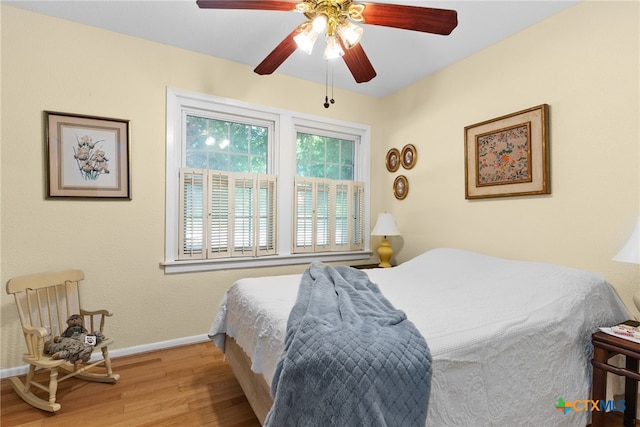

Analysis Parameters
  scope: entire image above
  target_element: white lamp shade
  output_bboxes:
[371,212,401,237]
[613,216,640,264]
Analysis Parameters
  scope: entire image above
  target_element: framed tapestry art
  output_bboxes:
[464,104,549,199]
[46,112,131,199]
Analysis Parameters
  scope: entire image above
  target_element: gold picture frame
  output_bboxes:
[46,111,131,199]
[400,144,417,169]
[464,104,549,199]
[386,148,400,172]
[393,175,409,200]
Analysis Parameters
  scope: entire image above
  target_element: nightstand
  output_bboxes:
[351,263,386,269]
[591,321,640,427]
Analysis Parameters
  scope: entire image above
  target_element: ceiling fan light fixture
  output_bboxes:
[197,0,458,85]
[312,14,328,33]
[294,22,319,55]
[337,21,363,49]
[323,34,344,60]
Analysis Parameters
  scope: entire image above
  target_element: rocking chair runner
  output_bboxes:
[6,269,119,412]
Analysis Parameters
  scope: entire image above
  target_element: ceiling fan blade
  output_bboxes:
[360,3,458,35]
[341,42,376,83]
[196,0,296,11]
[254,29,299,75]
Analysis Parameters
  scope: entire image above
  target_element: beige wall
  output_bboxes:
[0,5,382,370]
[1,1,639,371]
[376,1,639,308]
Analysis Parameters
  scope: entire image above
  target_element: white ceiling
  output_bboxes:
[6,0,579,97]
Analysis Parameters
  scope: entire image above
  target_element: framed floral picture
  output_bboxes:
[45,111,131,199]
[464,104,549,199]
[385,148,400,172]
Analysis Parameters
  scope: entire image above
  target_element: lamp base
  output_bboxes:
[377,238,393,268]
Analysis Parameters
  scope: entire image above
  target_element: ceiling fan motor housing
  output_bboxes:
[297,1,365,37]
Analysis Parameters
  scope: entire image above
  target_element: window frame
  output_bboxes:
[164,88,371,274]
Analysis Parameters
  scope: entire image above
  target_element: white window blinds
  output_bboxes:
[293,177,364,253]
[179,169,277,260]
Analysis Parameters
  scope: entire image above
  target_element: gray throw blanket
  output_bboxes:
[264,262,432,427]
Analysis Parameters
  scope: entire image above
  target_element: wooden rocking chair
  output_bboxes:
[6,269,120,412]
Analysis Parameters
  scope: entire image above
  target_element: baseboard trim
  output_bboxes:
[0,334,211,379]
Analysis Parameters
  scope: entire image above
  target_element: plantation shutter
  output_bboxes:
[208,171,231,258]
[179,169,276,260]
[257,174,277,256]
[333,182,350,251]
[294,178,314,253]
[315,180,331,251]
[293,177,364,253]
[351,181,364,250]
[231,174,255,257]
[179,169,206,259]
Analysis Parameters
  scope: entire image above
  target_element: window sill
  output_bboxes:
[161,251,373,274]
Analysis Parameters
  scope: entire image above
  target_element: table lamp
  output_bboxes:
[371,212,401,268]
[613,216,640,310]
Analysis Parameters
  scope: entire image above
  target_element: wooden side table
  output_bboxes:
[591,323,640,427]
[351,263,386,269]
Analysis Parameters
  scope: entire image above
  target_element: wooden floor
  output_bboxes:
[0,341,260,427]
[0,340,636,427]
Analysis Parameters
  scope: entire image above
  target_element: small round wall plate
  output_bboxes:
[400,144,417,169]
[393,175,409,200]
[386,148,400,172]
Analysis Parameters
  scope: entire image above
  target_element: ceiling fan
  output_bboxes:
[196,1,458,85]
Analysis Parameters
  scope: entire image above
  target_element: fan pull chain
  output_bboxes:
[324,61,330,108]
[323,61,336,109]
[330,63,335,105]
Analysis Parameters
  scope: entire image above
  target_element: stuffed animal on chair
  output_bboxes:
[60,314,87,337]
[44,314,106,364]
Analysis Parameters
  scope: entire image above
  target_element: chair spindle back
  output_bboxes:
[7,270,84,347]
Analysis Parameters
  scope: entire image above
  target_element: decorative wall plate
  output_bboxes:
[400,144,417,169]
[393,175,409,200]
[385,148,400,172]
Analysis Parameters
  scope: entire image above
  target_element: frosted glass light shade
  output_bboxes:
[371,213,400,237]
[294,24,319,55]
[323,35,344,60]
[338,21,363,48]
[312,15,327,33]
[613,216,640,264]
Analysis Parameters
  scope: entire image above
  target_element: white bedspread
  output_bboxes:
[209,248,629,426]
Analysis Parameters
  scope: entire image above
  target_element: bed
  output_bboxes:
[209,248,629,426]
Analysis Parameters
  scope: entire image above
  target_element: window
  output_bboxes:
[296,132,354,180]
[164,88,371,273]
[178,113,276,260]
[185,115,268,173]
[293,131,364,253]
